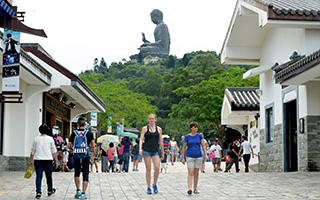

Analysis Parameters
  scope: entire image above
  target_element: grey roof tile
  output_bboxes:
[254,0,320,16]
[275,49,320,83]
[225,87,260,111]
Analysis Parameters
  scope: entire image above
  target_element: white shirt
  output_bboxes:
[169,141,177,148]
[63,151,69,162]
[30,135,57,160]
[241,141,252,155]
[210,144,222,158]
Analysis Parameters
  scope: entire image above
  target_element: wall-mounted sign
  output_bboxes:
[299,118,305,133]
[2,29,20,92]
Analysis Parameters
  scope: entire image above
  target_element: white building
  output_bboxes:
[221,87,260,170]
[221,0,320,171]
[0,43,106,171]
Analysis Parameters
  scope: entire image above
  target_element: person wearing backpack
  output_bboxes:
[68,117,95,199]
[132,140,140,171]
[182,122,208,195]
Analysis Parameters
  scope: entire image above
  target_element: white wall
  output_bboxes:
[305,81,320,116]
[25,92,43,157]
[248,115,259,165]
[259,28,305,129]
[305,29,320,55]
[3,80,27,156]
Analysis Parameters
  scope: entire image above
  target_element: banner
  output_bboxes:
[107,116,112,133]
[2,29,21,92]
[90,112,97,127]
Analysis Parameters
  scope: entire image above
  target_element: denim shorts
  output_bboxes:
[142,150,159,157]
[133,155,141,161]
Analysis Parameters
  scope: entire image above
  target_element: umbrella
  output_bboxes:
[97,134,111,143]
[162,135,170,139]
[100,135,119,151]
[117,132,138,139]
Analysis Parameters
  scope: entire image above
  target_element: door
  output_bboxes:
[284,100,298,171]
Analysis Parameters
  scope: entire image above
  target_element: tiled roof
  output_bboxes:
[248,0,320,19]
[275,49,320,83]
[225,87,260,111]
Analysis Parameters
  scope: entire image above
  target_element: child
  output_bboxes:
[160,153,168,173]
[107,143,115,172]
[62,148,70,172]
[222,152,231,172]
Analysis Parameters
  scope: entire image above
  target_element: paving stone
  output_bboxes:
[0,162,319,199]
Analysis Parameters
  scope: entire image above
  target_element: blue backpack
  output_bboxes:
[73,130,89,159]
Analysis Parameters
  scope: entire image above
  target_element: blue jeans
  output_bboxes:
[34,160,53,194]
[123,153,130,172]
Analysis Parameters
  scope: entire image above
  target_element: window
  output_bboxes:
[265,104,274,143]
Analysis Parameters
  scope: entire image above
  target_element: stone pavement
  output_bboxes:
[0,161,319,200]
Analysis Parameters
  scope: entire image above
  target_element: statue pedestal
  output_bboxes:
[130,53,169,61]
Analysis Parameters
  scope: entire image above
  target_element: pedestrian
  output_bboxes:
[163,137,169,155]
[199,133,208,173]
[68,117,95,199]
[99,146,108,173]
[132,140,140,171]
[169,137,179,165]
[29,124,58,199]
[107,142,115,173]
[222,151,231,172]
[89,147,96,173]
[239,136,254,172]
[179,136,184,161]
[117,144,124,173]
[62,147,70,172]
[92,144,99,173]
[210,139,222,172]
[139,113,164,194]
[224,138,240,173]
[121,136,132,173]
[182,122,208,195]
[160,153,168,173]
[112,143,118,172]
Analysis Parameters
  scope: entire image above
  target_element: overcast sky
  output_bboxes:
[14,0,237,74]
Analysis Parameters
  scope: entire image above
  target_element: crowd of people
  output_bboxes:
[28,114,254,199]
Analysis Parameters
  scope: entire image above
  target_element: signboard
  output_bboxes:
[91,112,97,127]
[2,29,20,92]
[107,116,112,133]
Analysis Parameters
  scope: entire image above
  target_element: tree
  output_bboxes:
[169,67,259,142]
[80,74,157,134]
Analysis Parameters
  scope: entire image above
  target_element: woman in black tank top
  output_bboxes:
[139,114,164,194]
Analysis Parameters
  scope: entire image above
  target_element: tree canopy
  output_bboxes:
[79,51,259,141]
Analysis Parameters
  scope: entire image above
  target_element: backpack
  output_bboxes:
[73,130,89,159]
[131,144,139,155]
[54,136,63,151]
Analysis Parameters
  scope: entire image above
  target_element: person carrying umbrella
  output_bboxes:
[139,114,164,194]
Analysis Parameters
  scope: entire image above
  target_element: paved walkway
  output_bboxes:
[0,161,319,200]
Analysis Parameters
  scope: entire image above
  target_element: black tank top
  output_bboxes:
[142,126,159,153]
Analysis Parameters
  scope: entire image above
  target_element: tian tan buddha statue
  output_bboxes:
[131,9,171,59]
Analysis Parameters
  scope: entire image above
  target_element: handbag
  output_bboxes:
[24,165,33,179]
[209,152,215,159]
[119,145,124,155]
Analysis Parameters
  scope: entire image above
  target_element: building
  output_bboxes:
[221,87,260,170]
[0,2,106,171]
[221,0,320,171]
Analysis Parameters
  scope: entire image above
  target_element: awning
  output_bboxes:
[0,0,14,17]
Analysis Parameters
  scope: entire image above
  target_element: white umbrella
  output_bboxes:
[162,135,170,139]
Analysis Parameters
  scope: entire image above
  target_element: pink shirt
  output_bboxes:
[107,148,114,161]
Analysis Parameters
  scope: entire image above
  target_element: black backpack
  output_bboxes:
[131,144,139,155]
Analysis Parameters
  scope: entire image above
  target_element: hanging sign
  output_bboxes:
[2,29,21,92]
